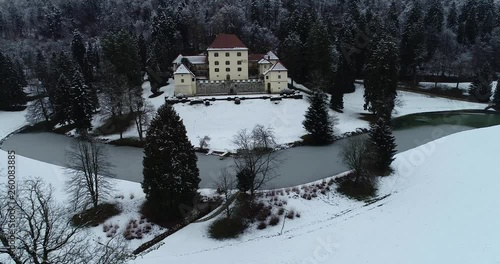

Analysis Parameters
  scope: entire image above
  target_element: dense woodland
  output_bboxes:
[1,0,500,118]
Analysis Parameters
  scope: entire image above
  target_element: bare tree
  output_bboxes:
[232,125,283,195]
[214,168,236,219]
[198,135,211,150]
[66,138,114,209]
[340,137,374,183]
[129,97,155,141]
[25,84,53,125]
[0,179,129,264]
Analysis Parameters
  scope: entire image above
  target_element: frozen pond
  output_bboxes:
[2,111,499,188]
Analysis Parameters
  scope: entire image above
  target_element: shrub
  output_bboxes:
[286,210,295,220]
[336,175,377,201]
[257,222,267,230]
[208,217,247,239]
[269,215,280,226]
[71,203,121,227]
[278,208,285,215]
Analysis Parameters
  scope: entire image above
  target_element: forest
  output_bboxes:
[1,0,500,119]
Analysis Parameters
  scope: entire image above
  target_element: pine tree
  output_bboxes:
[303,92,334,145]
[424,0,444,59]
[400,0,425,81]
[368,118,397,174]
[70,70,94,134]
[447,1,459,33]
[138,34,148,71]
[71,30,86,68]
[279,31,302,86]
[0,52,27,110]
[364,38,400,119]
[142,104,200,221]
[53,74,72,125]
[305,18,333,87]
[469,63,493,102]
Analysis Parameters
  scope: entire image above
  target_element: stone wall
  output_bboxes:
[196,79,265,95]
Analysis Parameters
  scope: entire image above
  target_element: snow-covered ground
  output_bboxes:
[132,124,500,264]
[96,81,487,151]
[420,81,498,98]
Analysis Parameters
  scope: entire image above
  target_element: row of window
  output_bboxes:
[214,52,242,57]
[214,61,242,66]
[265,75,282,79]
[180,77,196,83]
[214,68,242,72]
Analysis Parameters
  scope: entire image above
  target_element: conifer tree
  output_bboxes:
[142,104,200,221]
[279,31,302,86]
[469,63,493,102]
[53,74,72,124]
[138,34,148,71]
[0,52,26,110]
[364,38,400,119]
[400,0,425,82]
[303,92,333,145]
[368,118,397,175]
[305,18,333,87]
[447,1,458,33]
[70,70,94,134]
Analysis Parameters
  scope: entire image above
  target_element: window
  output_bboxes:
[237,61,242,65]
[225,61,230,65]
[214,53,219,57]
[266,76,269,79]
[237,52,241,56]
[215,68,219,72]
[181,79,185,83]
[215,61,219,65]
[226,68,230,72]
[237,67,242,72]
[225,52,230,57]
[192,78,195,81]
[278,75,281,79]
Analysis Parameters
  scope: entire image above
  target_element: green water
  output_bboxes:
[392,111,500,130]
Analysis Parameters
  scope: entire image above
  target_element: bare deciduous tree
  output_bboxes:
[129,97,155,141]
[66,138,114,209]
[214,168,236,219]
[232,125,283,195]
[0,179,129,264]
[198,135,211,150]
[340,137,374,183]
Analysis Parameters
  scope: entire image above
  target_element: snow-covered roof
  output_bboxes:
[265,51,279,60]
[258,59,272,64]
[174,64,195,76]
[264,61,287,75]
[184,55,207,65]
[173,54,183,64]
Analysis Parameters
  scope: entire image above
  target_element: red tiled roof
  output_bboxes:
[208,34,247,49]
[248,54,265,62]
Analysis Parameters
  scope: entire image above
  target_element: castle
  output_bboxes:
[172,34,288,96]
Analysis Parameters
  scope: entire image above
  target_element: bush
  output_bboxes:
[268,215,280,226]
[109,137,145,148]
[208,217,247,239]
[257,221,267,230]
[71,203,121,227]
[278,207,285,215]
[286,210,295,219]
[336,175,377,201]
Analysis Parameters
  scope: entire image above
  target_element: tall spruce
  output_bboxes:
[303,92,334,145]
[0,52,26,110]
[53,74,72,125]
[279,31,302,87]
[70,69,94,134]
[305,18,333,88]
[469,62,493,102]
[142,104,200,221]
[364,38,400,119]
[368,118,397,175]
[400,0,425,83]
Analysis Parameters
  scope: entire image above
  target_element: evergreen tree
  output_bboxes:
[364,38,400,119]
[71,30,87,68]
[53,74,72,124]
[335,16,357,94]
[138,34,148,71]
[400,0,426,82]
[151,8,181,73]
[305,18,333,87]
[469,62,493,102]
[70,69,94,134]
[447,1,459,33]
[424,0,444,59]
[387,1,400,37]
[279,31,302,86]
[458,0,479,45]
[71,30,98,109]
[303,92,334,145]
[0,52,26,110]
[142,104,200,221]
[368,118,397,174]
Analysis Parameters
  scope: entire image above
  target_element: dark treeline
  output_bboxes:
[1,0,500,115]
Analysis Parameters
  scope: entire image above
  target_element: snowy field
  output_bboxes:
[95,80,487,151]
[132,124,500,264]
[420,81,498,97]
